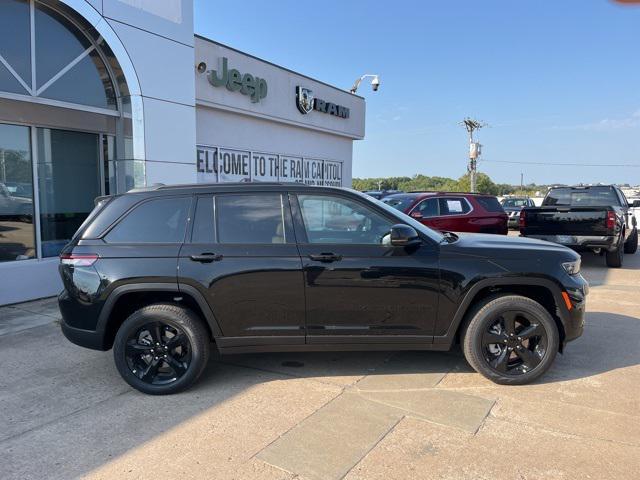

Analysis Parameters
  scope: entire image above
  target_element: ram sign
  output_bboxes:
[196,145,343,186]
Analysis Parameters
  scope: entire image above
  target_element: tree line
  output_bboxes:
[352,173,545,196]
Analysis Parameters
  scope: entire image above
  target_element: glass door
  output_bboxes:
[36,128,100,257]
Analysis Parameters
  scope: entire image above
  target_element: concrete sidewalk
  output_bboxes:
[1,253,639,480]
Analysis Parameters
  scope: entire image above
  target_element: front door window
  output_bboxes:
[297,194,393,244]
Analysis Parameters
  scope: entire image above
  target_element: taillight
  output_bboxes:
[606,211,616,230]
[519,210,526,230]
[60,253,99,266]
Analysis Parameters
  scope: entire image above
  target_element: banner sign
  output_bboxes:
[196,145,343,186]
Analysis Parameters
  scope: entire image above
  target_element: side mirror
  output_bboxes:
[390,224,421,247]
[409,210,423,219]
[631,200,640,208]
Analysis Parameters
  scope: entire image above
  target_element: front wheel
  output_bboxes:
[113,304,210,395]
[462,295,559,385]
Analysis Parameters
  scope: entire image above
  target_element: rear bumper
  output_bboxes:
[525,234,616,251]
[60,318,107,351]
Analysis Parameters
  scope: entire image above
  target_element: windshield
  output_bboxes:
[543,187,619,207]
[502,198,528,208]
[381,195,417,212]
[350,190,445,243]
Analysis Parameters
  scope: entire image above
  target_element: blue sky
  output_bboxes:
[194,0,640,185]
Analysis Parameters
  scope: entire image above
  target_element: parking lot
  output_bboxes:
[1,249,639,480]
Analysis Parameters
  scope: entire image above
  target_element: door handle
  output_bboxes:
[308,253,342,263]
[190,253,223,263]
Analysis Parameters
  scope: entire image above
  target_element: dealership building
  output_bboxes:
[0,0,366,305]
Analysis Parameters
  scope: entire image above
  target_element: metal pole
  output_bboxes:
[469,129,476,193]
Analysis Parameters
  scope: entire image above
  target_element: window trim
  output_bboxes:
[101,194,193,245]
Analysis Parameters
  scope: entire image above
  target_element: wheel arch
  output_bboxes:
[97,283,223,350]
[435,277,569,351]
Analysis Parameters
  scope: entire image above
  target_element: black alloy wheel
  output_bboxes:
[125,321,191,385]
[481,310,547,375]
[113,304,210,395]
[462,295,559,385]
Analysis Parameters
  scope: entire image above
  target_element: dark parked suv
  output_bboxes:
[59,183,587,394]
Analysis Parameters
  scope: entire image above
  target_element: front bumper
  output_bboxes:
[560,276,588,346]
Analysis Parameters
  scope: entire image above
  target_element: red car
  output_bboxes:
[381,192,508,235]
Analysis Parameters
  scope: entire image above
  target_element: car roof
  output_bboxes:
[120,183,357,197]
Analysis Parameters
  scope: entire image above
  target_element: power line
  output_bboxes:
[480,159,640,168]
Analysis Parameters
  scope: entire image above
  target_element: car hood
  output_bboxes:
[442,231,578,261]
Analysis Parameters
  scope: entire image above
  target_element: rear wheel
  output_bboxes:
[624,228,638,254]
[605,237,623,268]
[462,295,559,385]
[113,304,210,395]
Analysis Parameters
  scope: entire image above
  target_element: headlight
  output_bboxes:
[562,258,581,275]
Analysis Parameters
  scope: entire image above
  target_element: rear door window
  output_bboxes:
[105,196,190,243]
[191,196,216,243]
[476,196,504,213]
[438,197,471,216]
[216,194,287,244]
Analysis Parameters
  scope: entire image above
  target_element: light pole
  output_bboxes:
[350,74,381,94]
[460,118,486,192]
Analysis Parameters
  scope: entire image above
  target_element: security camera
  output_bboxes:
[196,62,207,74]
[371,75,380,91]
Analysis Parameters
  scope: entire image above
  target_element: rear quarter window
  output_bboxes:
[475,196,504,213]
[104,196,191,244]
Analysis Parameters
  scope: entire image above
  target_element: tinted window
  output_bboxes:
[105,197,190,243]
[216,194,285,244]
[476,196,504,213]
[438,197,471,215]
[543,187,619,207]
[381,195,416,211]
[191,196,215,243]
[417,198,439,217]
[501,198,528,208]
[298,195,393,244]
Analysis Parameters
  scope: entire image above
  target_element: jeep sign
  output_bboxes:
[207,57,268,103]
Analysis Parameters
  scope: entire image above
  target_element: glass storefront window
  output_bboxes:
[0,0,31,83]
[37,128,100,257]
[0,124,35,262]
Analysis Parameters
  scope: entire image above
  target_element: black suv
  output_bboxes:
[59,183,587,394]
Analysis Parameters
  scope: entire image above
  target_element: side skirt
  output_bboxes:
[217,342,451,355]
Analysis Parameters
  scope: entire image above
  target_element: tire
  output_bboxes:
[605,238,623,268]
[113,304,210,395]
[624,228,638,254]
[461,295,559,385]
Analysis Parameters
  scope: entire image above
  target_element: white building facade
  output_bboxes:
[0,0,365,305]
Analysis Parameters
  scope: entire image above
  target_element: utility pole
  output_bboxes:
[460,118,486,192]
[520,172,524,195]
